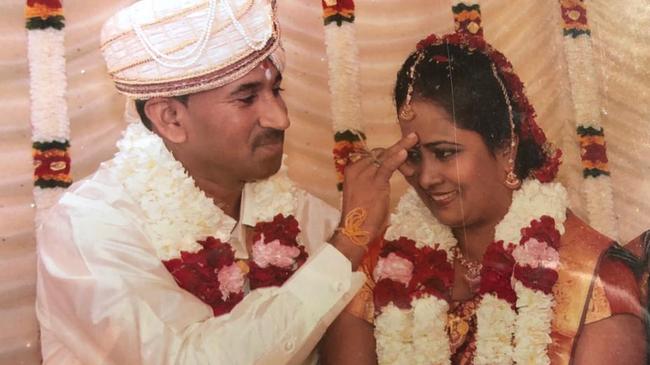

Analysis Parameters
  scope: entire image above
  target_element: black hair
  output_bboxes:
[134,95,190,131]
[394,43,545,179]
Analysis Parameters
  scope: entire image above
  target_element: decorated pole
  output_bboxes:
[322,0,366,191]
[25,0,71,224]
[559,0,618,239]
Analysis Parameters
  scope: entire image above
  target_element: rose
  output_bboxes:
[200,237,236,268]
[381,237,420,262]
[482,241,515,272]
[512,238,559,270]
[163,237,246,316]
[253,214,301,245]
[374,279,412,311]
[479,241,517,305]
[480,267,517,305]
[218,263,246,300]
[249,261,303,290]
[520,216,561,250]
[513,265,558,294]
[374,252,414,285]
[411,247,454,300]
[252,235,301,269]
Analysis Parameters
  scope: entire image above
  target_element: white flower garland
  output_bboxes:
[560,2,618,239]
[477,180,566,365]
[375,188,455,365]
[375,180,568,365]
[112,122,299,261]
[28,21,71,224]
[322,14,363,133]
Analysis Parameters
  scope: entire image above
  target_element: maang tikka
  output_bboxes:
[490,62,520,189]
[398,51,425,121]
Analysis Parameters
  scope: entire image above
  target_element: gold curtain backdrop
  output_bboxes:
[1,0,648,363]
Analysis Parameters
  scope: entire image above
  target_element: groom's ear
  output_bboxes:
[144,97,190,144]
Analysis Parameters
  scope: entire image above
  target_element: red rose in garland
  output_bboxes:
[249,214,307,289]
[374,278,412,311]
[513,265,558,295]
[520,216,561,249]
[164,237,246,316]
[411,246,454,301]
[479,241,517,305]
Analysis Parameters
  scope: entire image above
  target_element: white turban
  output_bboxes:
[100,0,285,98]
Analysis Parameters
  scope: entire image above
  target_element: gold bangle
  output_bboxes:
[337,207,370,250]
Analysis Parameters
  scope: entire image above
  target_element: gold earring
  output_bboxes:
[399,104,415,121]
[505,171,521,189]
[504,156,521,189]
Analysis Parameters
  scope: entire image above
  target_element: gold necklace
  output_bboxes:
[452,247,482,293]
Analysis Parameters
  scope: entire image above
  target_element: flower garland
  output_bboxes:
[559,0,618,239]
[113,122,308,316]
[321,0,366,191]
[373,179,568,364]
[373,189,456,364]
[26,0,71,224]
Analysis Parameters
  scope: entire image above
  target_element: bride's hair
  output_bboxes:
[394,43,546,180]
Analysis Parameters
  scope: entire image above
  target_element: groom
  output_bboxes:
[35,0,416,364]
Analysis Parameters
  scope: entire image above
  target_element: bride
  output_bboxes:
[321,33,645,365]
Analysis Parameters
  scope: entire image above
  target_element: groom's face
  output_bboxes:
[182,60,290,183]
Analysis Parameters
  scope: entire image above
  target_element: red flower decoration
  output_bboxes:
[163,237,242,316]
[374,237,455,310]
[581,143,608,163]
[520,216,561,250]
[380,237,420,262]
[374,279,412,311]
[479,241,516,305]
[411,246,454,301]
[249,214,308,290]
[533,147,562,183]
[27,0,62,7]
[513,265,558,295]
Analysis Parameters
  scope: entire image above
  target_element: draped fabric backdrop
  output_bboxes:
[1,1,648,363]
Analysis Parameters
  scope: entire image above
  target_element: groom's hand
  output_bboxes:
[332,133,418,268]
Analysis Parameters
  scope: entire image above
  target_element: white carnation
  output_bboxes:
[513,282,554,365]
[386,189,456,257]
[375,304,413,365]
[495,179,568,247]
[412,297,450,365]
[475,294,516,365]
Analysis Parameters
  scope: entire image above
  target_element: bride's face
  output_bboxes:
[399,100,513,230]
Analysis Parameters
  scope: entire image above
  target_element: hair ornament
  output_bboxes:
[398,51,425,122]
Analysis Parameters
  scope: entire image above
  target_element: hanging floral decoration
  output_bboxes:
[322,0,366,191]
[322,0,355,26]
[559,0,618,238]
[560,0,590,37]
[26,0,72,222]
[452,2,483,37]
[577,126,609,178]
[26,0,64,30]
[32,141,72,188]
